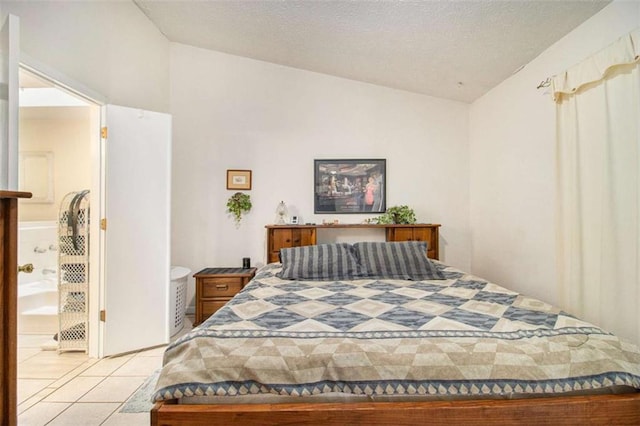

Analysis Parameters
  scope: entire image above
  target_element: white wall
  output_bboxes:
[11,0,634,319]
[170,43,470,307]
[469,0,640,306]
[2,1,170,112]
[18,107,92,222]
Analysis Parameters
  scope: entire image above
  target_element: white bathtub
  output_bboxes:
[19,278,57,298]
[18,221,59,335]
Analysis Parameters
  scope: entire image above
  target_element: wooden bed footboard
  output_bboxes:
[151,392,640,425]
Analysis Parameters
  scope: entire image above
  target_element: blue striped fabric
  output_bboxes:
[277,243,361,280]
[354,241,445,280]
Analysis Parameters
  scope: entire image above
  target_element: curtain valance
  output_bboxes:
[552,28,640,101]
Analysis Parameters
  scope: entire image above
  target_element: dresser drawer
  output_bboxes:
[201,278,243,297]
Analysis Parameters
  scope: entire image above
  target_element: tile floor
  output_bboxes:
[16,316,193,426]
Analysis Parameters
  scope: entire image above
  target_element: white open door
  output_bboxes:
[100,104,171,356]
[0,14,19,189]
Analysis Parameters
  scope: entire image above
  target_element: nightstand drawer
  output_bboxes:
[201,278,243,297]
[200,300,229,318]
[193,267,257,325]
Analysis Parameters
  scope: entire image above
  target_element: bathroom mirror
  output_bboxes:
[19,151,54,203]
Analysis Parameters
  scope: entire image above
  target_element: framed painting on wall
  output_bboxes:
[19,151,54,203]
[314,159,386,214]
[226,170,252,190]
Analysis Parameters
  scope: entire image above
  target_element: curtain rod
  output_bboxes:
[537,77,551,89]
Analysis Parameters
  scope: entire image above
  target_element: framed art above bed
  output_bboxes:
[314,159,386,214]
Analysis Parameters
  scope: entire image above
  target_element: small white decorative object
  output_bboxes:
[276,201,288,225]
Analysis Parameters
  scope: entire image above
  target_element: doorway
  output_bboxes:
[16,67,102,356]
[13,60,173,359]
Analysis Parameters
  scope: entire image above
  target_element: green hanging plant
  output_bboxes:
[372,205,417,224]
[226,192,252,226]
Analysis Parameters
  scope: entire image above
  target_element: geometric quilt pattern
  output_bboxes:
[154,262,640,402]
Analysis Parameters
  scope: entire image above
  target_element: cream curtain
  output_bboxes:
[554,28,640,345]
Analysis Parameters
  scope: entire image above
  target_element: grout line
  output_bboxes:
[48,360,99,388]
[17,386,57,415]
[99,402,126,425]
[45,376,109,404]
[43,401,73,426]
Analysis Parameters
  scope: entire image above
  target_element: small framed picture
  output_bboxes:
[226,170,252,190]
[291,215,299,224]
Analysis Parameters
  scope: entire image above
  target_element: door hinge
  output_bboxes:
[100,310,106,322]
[100,218,107,230]
[101,126,108,139]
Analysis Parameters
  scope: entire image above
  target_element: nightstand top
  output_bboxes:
[194,267,257,277]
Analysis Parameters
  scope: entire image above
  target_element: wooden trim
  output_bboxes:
[0,190,31,426]
[265,224,441,229]
[151,393,640,425]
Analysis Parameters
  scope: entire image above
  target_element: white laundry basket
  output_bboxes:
[170,266,190,337]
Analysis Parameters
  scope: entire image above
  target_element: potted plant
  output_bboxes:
[226,192,252,226]
[373,205,417,224]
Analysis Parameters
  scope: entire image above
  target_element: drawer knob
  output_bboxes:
[216,284,228,291]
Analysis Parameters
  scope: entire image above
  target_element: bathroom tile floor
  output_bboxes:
[16,316,193,425]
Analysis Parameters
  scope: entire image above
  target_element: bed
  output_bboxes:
[151,242,640,425]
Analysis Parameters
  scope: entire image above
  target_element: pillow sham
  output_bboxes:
[277,243,361,281]
[353,241,445,280]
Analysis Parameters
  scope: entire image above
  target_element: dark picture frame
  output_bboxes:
[314,159,386,214]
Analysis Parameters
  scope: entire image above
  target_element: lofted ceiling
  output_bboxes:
[134,0,609,103]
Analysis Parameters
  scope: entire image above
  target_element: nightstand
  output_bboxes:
[193,267,257,325]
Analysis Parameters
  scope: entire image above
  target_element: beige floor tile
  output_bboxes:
[43,376,105,402]
[134,345,167,357]
[112,355,162,376]
[17,334,52,348]
[17,401,71,426]
[79,376,146,403]
[17,347,42,363]
[15,334,166,425]
[79,355,133,376]
[46,402,120,426]
[18,352,88,380]
[17,385,58,416]
[102,411,150,426]
[17,379,55,405]
[17,396,41,416]
[49,358,100,388]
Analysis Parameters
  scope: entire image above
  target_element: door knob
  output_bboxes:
[18,263,34,273]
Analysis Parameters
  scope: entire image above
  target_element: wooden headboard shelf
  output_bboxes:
[266,224,440,263]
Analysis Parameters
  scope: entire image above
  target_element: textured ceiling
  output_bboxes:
[134,0,610,103]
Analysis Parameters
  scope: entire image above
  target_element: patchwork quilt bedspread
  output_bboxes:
[154,262,640,401]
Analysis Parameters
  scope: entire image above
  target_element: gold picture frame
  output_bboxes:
[226,169,252,190]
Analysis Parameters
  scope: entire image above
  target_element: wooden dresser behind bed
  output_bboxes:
[266,224,440,263]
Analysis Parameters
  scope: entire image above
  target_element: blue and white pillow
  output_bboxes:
[353,241,445,280]
[277,243,361,281]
